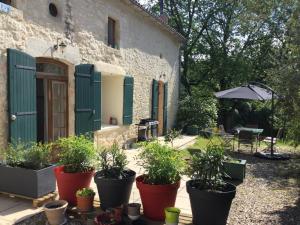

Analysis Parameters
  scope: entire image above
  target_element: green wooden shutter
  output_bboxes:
[163,82,168,135]
[93,71,101,131]
[75,64,94,136]
[123,76,134,125]
[7,48,37,143]
[151,79,158,120]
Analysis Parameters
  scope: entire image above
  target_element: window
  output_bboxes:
[101,76,123,127]
[0,0,11,5]
[37,62,67,76]
[108,17,118,48]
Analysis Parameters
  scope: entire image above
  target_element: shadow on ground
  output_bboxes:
[266,194,300,225]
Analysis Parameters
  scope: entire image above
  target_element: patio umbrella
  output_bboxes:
[214,82,288,160]
[214,84,275,100]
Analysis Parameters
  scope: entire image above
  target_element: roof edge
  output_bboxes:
[123,0,186,43]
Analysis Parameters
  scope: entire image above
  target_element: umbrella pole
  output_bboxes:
[271,91,274,156]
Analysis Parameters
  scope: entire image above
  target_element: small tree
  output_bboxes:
[186,145,226,190]
[98,143,128,179]
[164,129,182,147]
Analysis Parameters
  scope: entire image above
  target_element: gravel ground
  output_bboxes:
[227,149,300,225]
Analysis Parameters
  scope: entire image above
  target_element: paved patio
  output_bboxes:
[0,135,197,224]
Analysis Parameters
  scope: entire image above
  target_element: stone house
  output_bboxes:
[0,0,184,148]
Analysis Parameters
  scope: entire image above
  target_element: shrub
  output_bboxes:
[138,142,185,185]
[98,143,128,179]
[56,135,97,173]
[76,188,95,197]
[177,89,217,130]
[1,142,51,170]
[186,145,226,191]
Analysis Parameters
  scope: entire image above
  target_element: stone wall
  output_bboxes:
[0,0,181,148]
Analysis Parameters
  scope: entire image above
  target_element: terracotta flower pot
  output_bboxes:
[43,200,68,225]
[76,195,95,212]
[136,175,180,221]
[54,166,94,205]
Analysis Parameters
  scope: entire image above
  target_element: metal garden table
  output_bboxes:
[235,127,264,151]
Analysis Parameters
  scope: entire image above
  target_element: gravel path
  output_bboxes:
[227,150,300,225]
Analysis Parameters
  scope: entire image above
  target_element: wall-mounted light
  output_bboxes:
[54,38,67,53]
[159,74,166,80]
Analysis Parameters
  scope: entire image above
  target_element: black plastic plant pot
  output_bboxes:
[186,180,236,225]
[0,164,56,198]
[94,169,136,210]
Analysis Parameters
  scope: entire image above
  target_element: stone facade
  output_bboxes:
[0,0,182,148]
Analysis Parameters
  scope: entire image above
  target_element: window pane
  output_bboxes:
[108,17,116,48]
[37,63,66,75]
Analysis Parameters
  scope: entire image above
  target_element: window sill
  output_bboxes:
[101,124,121,131]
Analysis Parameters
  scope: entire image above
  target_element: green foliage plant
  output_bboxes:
[1,142,51,170]
[138,142,185,185]
[177,89,217,130]
[98,142,128,179]
[164,129,182,147]
[186,145,226,191]
[56,135,97,173]
[76,188,95,197]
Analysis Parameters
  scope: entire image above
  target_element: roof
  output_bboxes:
[123,0,186,43]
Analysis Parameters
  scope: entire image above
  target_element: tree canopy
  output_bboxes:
[139,0,299,144]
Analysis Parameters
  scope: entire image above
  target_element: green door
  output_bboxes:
[123,76,134,125]
[151,79,158,120]
[163,82,168,135]
[75,64,101,136]
[93,71,101,131]
[7,49,37,143]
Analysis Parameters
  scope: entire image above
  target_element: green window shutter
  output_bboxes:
[163,82,168,135]
[151,79,158,120]
[93,71,101,131]
[75,64,94,136]
[123,76,134,125]
[7,48,37,143]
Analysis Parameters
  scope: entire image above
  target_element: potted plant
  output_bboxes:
[76,187,95,212]
[44,200,68,225]
[186,145,236,225]
[0,142,56,198]
[54,135,97,205]
[165,207,180,225]
[223,157,246,181]
[127,203,141,221]
[164,129,181,147]
[94,143,136,210]
[136,142,185,221]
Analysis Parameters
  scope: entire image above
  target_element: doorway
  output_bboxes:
[36,58,68,142]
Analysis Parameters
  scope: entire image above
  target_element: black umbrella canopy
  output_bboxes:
[214,84,277,100]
